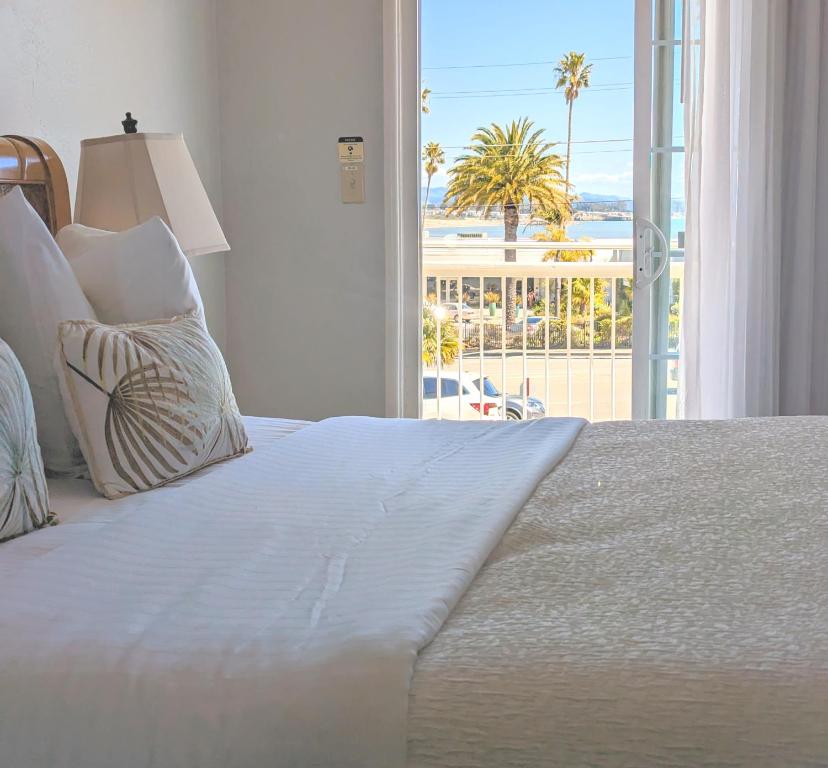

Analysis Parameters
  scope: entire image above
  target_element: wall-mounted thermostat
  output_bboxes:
[338,136,364,203]
[338,136,364,162]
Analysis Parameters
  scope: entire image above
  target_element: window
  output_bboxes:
[474,378,501,397]
[441,379,459,397]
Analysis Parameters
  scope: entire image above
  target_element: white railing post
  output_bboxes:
[611,277,618,420]
[457,284,464,421]
[589,276,595,422]
[544,276,550,417]
[522,276,528,419]
[566,277,573,417]
[435,305,442,419]
[500,275,507,419]
[478,275,485,420]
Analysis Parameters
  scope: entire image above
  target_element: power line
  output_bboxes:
[436,148,682,165]
[437,137,633,149]
[438,139,684,157]
[433,137,683,150]
[423,55,633,71]
[572,148,635,155]
[431,86,633,100]
[431,81,633,95]
[439,148,633,161]
[429,79,681,100]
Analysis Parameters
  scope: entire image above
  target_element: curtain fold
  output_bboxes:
[681,0,828,418]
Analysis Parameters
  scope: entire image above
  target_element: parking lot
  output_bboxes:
[427,351,634,422]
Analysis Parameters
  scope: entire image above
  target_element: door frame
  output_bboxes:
[386,0,675,420]
[631,0,655,420]
[632,0,679,420]
[383,0,421,418]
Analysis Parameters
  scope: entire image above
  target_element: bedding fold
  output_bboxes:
[0,415,584,768]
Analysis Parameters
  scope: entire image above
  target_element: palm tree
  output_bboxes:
[422,304,459,366]
[421,142,445,226]
[534,225,593,264]
[554,52,593,190]
[535,224,602,315]
[421,87,432,114]
[444,118,567,325]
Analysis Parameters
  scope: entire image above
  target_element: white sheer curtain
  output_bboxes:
[681,0,828,418]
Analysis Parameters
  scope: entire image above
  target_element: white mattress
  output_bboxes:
[48,416,312,523]
[2,415,827,767]
[0,418,312,568]
[0,414,584,768]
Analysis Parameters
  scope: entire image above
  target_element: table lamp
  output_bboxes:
[74,114,229,257]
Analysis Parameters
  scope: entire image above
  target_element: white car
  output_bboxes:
[422,372,502,420]
[471,376,546,420]
[441,302,476,322]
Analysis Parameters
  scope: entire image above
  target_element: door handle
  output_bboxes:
[635,217,670,289]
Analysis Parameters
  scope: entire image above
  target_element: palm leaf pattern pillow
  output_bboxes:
[57,312,249,499]
[0,339,52,541]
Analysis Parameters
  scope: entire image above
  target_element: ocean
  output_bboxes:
[424,218,686,241]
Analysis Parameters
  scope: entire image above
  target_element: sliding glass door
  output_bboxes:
[632,0,685,419]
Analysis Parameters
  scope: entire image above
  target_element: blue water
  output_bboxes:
[424,218,686,241]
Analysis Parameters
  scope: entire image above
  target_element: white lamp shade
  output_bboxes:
[74,133,229,257]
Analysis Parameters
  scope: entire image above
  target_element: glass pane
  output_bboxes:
[672,44,684,149]
[649,0,680,419]
[441,379,459,397]
[669,151,685,244]
[422,0,638,421]
[462,276,481,310]
[674,0,684,38]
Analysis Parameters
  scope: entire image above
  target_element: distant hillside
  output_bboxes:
[422,188,684,215]
[577,192,628,202]
[572,193,632,213]
[423,187,633,211]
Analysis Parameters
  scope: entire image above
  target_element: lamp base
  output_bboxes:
[121,112,138,134]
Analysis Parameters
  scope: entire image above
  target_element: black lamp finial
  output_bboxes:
[122,112,138,134]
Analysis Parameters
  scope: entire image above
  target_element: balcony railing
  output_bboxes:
[422,238,683,422]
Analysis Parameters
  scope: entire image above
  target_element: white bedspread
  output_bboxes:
[408,417,828,767]
[0,415,583,768]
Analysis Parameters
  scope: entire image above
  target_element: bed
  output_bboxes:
[1,137,827,768]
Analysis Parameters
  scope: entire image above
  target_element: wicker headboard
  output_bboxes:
[0,135,71,235]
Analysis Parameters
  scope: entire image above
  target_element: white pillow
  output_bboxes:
[0,187,96,477]
[56,217,205,325]
[0,338,53,540]
[56,312,249,499]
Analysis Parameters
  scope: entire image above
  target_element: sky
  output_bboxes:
[421,0,646,201]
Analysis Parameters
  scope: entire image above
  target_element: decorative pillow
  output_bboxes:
[0,338,53,541]
[56,217,205,325]
[56,312,249,499]
[0,186,97,477]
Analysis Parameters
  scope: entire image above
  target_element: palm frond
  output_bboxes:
[554,51,593,103]
[444,118,567,219]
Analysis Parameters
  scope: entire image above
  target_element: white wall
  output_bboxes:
[0,0,228,349]
[217,0,387,419]
[3,0,390,420]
